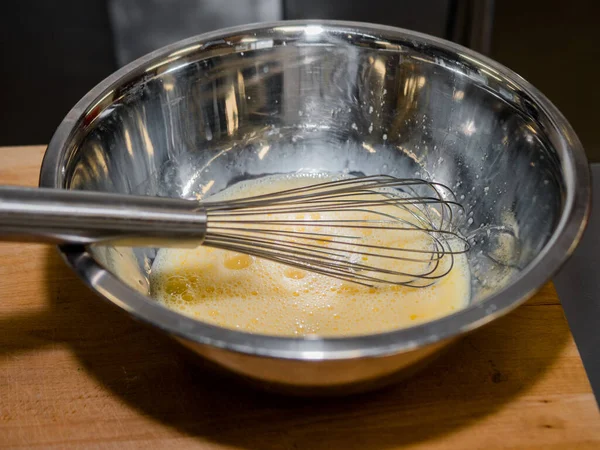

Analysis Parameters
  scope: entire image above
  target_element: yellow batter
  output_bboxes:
[150,174,471,337]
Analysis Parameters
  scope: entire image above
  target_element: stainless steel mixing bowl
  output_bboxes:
[40,21,590,394]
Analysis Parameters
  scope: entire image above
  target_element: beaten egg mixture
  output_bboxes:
[150,174,470,337]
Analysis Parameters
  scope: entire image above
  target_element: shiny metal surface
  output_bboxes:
[40,21,590,393]
[0,186,206,246]
[0,176,469,287]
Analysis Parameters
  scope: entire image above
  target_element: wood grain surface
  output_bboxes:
[0,146,598,449]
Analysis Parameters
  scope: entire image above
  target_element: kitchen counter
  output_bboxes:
[0,146,598,449]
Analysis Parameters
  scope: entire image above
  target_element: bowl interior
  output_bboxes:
[60,24,564,324]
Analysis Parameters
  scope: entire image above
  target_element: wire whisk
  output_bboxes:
[202,175,470,287]
[0,175,469,287]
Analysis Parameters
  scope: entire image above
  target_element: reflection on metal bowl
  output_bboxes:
[40,21,589,394]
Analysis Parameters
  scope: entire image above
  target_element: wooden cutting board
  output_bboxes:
[0,146,598,449]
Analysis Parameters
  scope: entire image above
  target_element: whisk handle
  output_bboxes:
[0,186,207,247]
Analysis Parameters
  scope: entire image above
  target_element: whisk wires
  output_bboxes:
[200,175,470,287]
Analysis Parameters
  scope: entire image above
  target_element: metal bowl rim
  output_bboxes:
[40,20,591,361]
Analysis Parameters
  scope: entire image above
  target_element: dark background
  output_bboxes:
[1,0,598,160]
